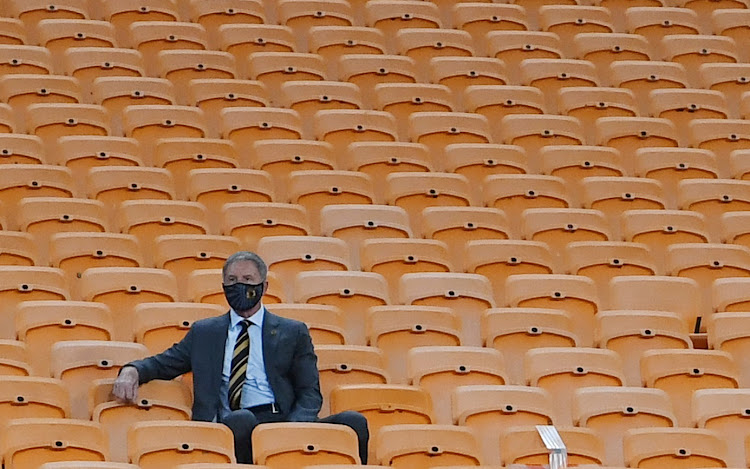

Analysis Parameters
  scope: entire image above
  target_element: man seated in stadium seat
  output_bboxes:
[113,250,369,464]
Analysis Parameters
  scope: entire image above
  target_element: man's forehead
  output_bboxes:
[225,259,261,277]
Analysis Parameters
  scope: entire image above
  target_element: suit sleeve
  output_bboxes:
[286,323,323,422]
[127,325,195,384]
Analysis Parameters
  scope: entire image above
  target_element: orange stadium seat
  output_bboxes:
[78,266,179,341]
[0,418,108,469]
[128,21,208,74]
[500,425,606,467]
[374,83,453,140]
[92,77,176,134]
[0,231,37,267]
[624,427,728,468]
[221,107,303,151]
[506,274,600,347]
[410,111,491,158]
[308,25,386,78]
[26,103,109,149]
[338,54,417,108]
[0,134,45,166]
[188,79,268,129]
[0,340,31,377]
[0,266,69,340]
[464,86,546,136]
[18,197,109,244]
[453,385,555,465]
[360,237,451,300]
[0,17,26,45]
[610,275,702,333]
[453,3,529,56]
[221,202,309,252]
[270,303,347,345]
[408,346,506,425]
[0,376,69,421]
[574,386,677,467]
[581,177,667,236]
[37,20,116,63]
[281,81,362,127]
[294,270,389,345]
[247,51,326,101]
[421,206,511,270]
[641,349,739,426]
[155,50,237,104]
[430,57,508,109]
[712,10,750,62]
[482,308,577,384]
[50,340,149,419]
[521,208,611,257]
[86,166,175,214]
[122,104,207,154]
[253,139,336,201]
[634,148,719,207]
[538,5,613,57]
[375,424,482,468]
[487,31,562,82]
[315,344,389,417]
[693,388,750,467]
[574,33,651,86]
[525,347,625,425]
[134,302,226,355]
[466,240,557,306]
[720,211,750,249]
[253,422,360,467]
[63,47,145,94]
[15,300,112,376]
[91,378,191,463]
[153,234,240,295]
[320,204,412,267]
[366,305,461,383]
[186,168,274,230]
[596,310,692,386]
[365,0,441,42]
[707,313,750,387]
[102,0,179,48]
[330,383,433,462]
[190,0,265,47]
[218,24,295,77]
[128,420,236,469]
[395,28,474,78]
[56,136,142,194]
[288,170,374,231]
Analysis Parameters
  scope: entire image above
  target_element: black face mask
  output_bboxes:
[223,282,265,312]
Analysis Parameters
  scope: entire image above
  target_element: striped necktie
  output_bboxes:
[228,319,251,411]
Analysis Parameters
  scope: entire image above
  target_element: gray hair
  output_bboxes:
[223,251,268,282]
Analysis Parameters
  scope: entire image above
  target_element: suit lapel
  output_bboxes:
[262,310,280,377]
[208,312,231,392]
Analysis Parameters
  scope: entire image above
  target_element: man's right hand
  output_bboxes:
[112,365,139,403]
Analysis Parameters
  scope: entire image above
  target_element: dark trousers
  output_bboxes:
[221,409,369,464]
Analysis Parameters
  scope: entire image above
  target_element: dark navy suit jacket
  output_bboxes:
[127,310,322,422]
